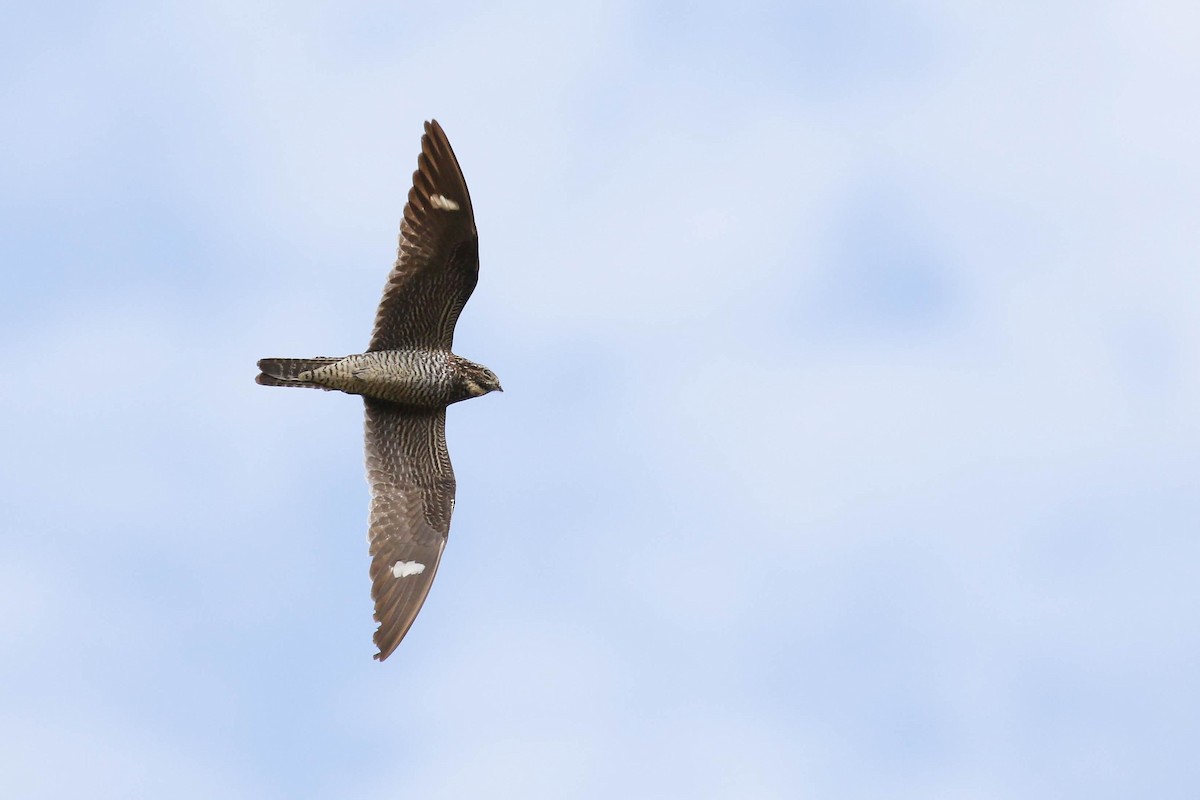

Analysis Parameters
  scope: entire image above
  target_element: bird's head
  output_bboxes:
[462,363,503,398]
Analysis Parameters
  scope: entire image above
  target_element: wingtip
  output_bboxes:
[373,642,397,662]
[424,119,450,148]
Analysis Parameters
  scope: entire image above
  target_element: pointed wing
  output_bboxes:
[369,120,479,352]
[364,398,457,661]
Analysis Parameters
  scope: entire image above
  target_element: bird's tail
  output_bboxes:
[256,357,342,389]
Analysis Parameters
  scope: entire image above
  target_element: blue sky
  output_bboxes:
[3,1,1198,797]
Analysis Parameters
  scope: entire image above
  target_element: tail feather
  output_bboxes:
[256,357,342,389]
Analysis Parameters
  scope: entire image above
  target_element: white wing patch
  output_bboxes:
[391,560,427,578]
[430,194,460,211]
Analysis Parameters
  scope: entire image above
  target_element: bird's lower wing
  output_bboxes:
[364,400,456,661]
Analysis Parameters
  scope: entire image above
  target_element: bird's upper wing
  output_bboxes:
[364,398,456,661]
[369,120,479,352]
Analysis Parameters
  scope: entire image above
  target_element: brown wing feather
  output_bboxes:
[364,399,456,661]
[369,120,479,352]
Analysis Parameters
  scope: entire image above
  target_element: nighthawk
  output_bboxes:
[256,120,500,661]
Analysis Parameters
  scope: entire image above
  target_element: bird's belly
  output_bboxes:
[309,353,448,407]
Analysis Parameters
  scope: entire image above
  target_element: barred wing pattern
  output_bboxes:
[364,399,456,661]
[369,120,479,352]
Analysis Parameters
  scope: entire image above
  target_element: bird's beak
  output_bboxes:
[495,383,504,393]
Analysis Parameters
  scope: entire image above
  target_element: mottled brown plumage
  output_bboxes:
[256,120,500,661]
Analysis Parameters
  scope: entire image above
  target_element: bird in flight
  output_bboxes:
[257,120,501,661]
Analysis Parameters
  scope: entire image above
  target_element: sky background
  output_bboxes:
[3,1,1199,797]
